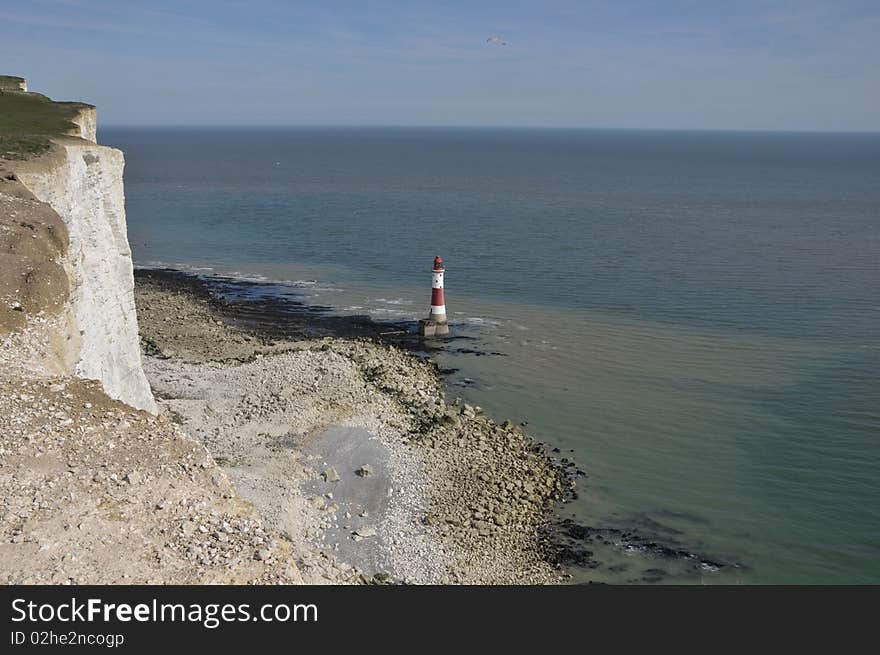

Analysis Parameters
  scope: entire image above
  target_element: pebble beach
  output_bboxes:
[132,268,571,584]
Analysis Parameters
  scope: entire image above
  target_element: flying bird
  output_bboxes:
[486,36,508,46]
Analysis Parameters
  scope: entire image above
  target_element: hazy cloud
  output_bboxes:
[2,0,878,130]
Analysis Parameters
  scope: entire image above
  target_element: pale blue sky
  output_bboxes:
[3,0,879,130]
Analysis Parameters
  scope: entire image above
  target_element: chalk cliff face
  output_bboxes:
[69,106,97,143]
[13,105,156,413]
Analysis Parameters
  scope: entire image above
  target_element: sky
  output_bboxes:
[3,0,879,130]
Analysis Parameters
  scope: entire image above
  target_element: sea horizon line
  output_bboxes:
[98,124,880,136]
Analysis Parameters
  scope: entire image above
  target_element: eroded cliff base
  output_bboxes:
[0,373,308,584]
[0,172,68,337]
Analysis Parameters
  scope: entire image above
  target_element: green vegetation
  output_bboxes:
[0,81,91,160]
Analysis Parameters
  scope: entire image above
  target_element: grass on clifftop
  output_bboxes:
[0,86,89,160]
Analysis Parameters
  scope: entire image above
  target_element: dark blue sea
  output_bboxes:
[105,126,880,583]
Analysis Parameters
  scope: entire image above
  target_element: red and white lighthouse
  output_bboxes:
[420,255,450,337]
[429,256,447,322]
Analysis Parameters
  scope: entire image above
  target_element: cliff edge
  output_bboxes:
[0,78,309,584]
[0,79,155,412]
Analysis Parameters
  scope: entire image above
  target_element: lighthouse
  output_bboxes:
[419,255,450,337]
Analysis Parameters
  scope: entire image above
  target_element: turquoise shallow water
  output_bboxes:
[106,127,880,583]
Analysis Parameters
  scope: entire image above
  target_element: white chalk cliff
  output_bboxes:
[14,103,157,413]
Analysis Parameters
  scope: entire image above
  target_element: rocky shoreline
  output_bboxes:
[133,268,573,584]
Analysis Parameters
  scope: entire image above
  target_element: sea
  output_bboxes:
[103,126,880,584]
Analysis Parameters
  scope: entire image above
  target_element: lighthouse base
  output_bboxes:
[419,319,450,338]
